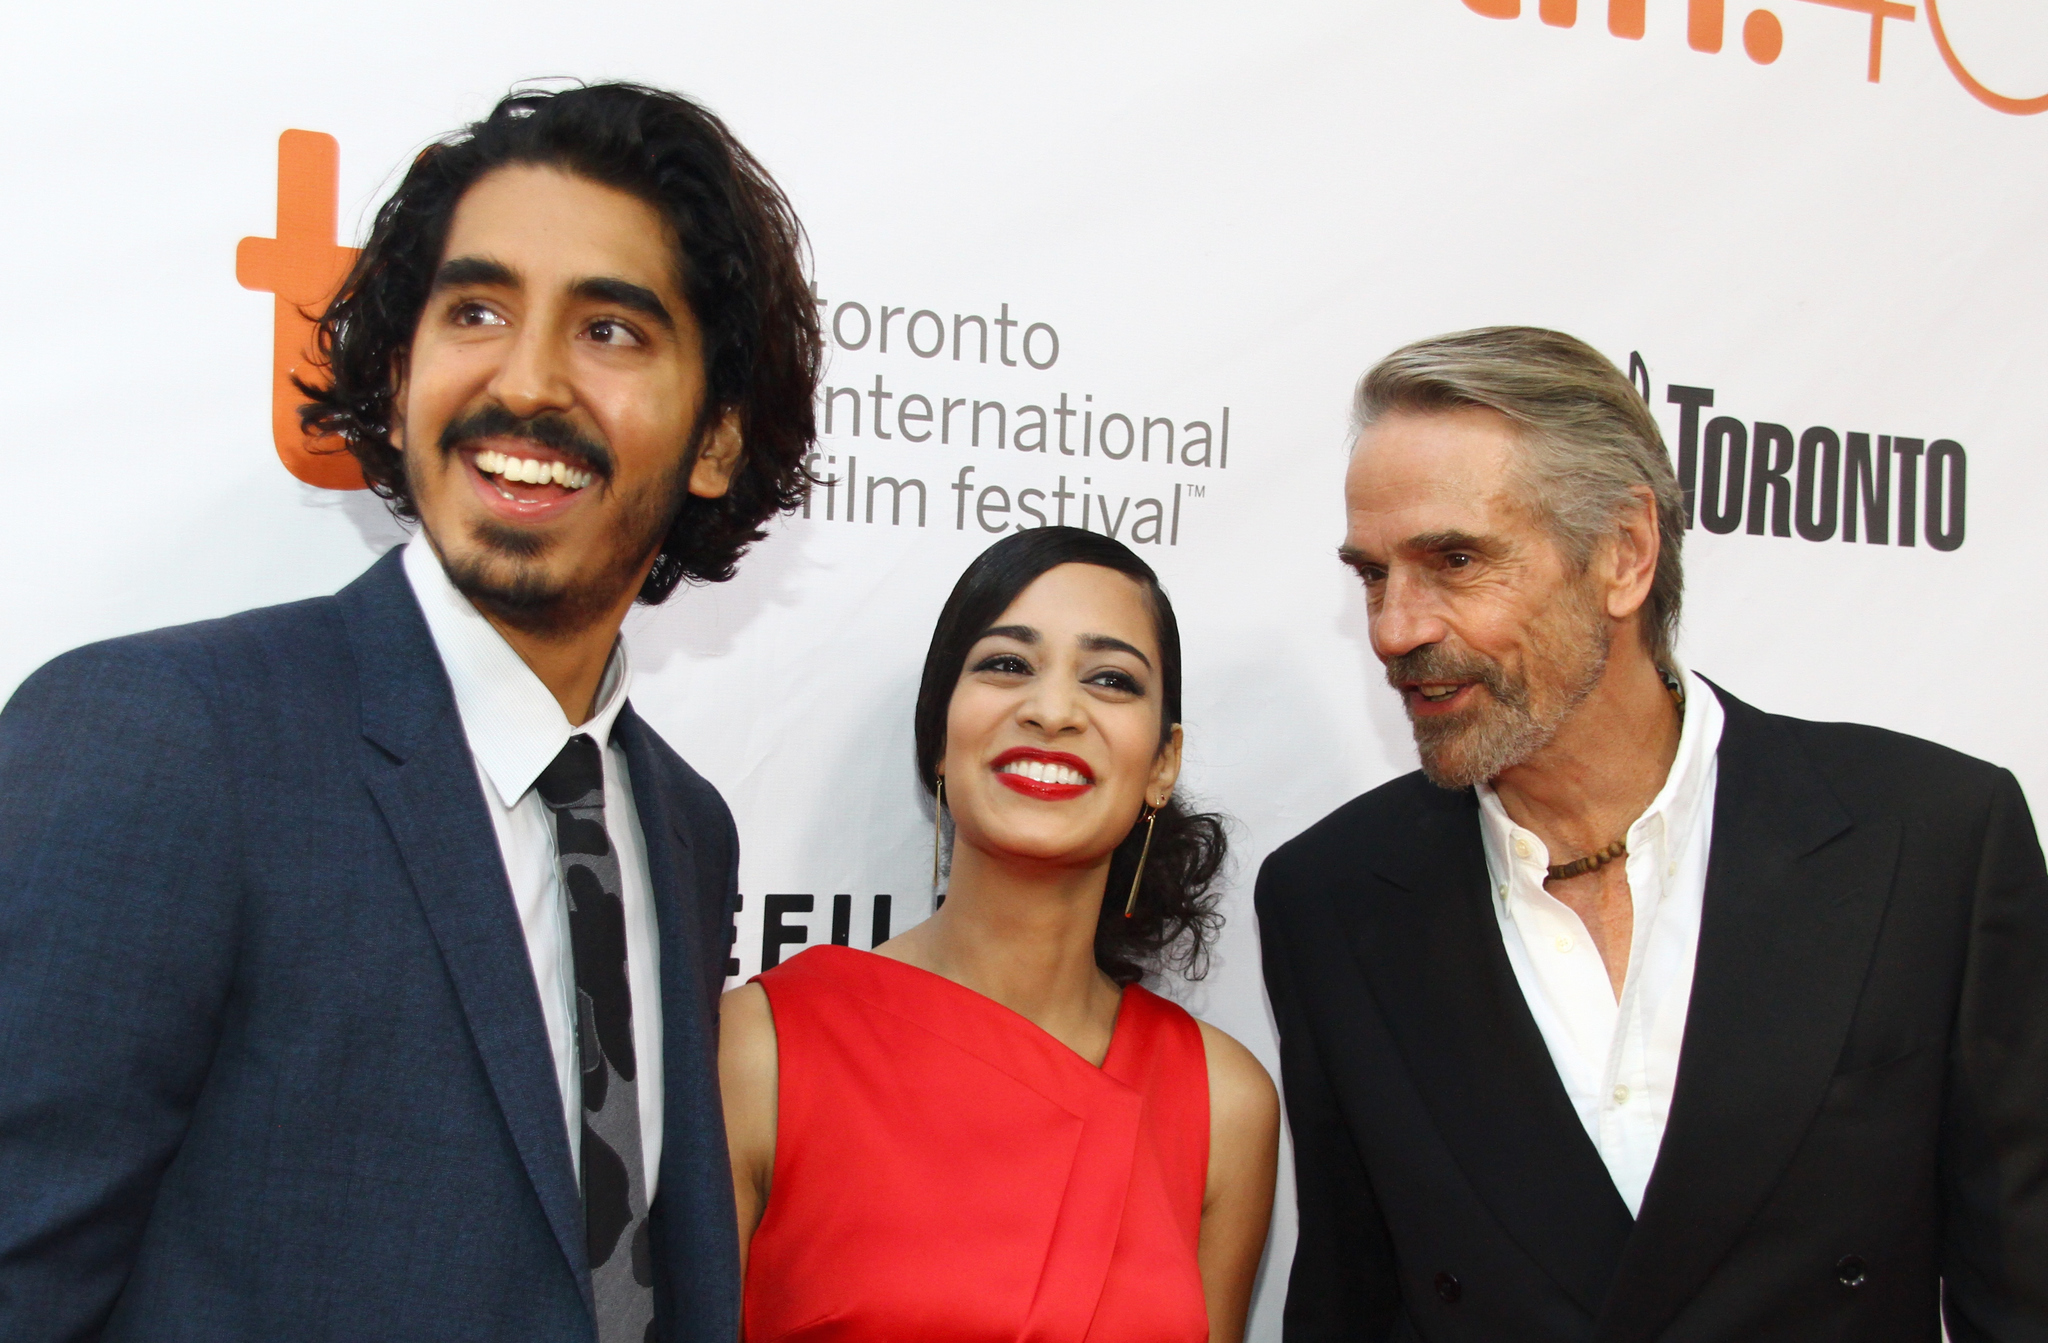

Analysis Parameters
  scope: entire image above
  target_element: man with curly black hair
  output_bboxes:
[0,83,820,1343]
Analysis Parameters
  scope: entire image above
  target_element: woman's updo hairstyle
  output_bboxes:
[913,527,1227,985]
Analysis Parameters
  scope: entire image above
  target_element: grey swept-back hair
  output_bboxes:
[1352,326,1685,667]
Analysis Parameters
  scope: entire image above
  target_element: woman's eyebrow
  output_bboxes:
[977,624,1038,644]
[1080,634,1151,669]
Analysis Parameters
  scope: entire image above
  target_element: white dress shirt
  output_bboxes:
[1476,664,1723,1215]
[404,539,664,1196]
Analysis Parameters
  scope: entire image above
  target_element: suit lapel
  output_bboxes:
[616,708,714,1027]
[617,711,725,1150]
[339,551,592,1309]
[1593,685,1900,1341]
[1342,780,1636,1316]
[615,708,741,1340]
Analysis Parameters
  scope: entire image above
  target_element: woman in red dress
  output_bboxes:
[720,527,1279,1343]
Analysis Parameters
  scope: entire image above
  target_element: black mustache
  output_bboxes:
[441,404,614,481]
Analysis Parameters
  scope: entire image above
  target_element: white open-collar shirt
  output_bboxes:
[1475,664,1724,1215]
[404,538,663,1195]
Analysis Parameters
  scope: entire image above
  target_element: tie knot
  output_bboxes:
[536,734,604,808]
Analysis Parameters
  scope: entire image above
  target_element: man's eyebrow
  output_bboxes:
[1406,529,1496,554]
[977,624,1039,645]
[573,276,675,331]
[1337,544,1375,571]
[432,255,517,291]
[1080,634,1152,669]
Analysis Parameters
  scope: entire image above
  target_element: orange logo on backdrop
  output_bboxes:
[236,130,366,490]
[1462,0,2048,113]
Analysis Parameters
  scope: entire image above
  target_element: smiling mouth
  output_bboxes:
[1403,681,1485,715]
[456,442,605,523]
[991,749,1095,800]
[999,758,1091,785]
[473,448,596,494]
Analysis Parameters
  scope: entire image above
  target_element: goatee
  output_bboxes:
[420,407,694,639]
[1386,583,1610,789]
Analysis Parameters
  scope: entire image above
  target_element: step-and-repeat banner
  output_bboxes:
[6,0,2042,1330]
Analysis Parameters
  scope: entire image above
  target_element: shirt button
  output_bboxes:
[1434,1271,1462,1304]
[1613,1084,1630,1105]
[1554,935,1574,954]
[1835,1254,1868,1287]
[1668,862,1678,876]
[1498,884,1508,898]
[1513,837,1532,859]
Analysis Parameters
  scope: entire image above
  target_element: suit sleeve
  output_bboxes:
[1257,852,1405,1343]
[1940,768,2048,1341]
[704,794,740,1016]
[0,644,240,1339]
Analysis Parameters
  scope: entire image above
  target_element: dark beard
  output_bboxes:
[443,461,690,639]
[423,405,695,639]
[1385,581,1611,789]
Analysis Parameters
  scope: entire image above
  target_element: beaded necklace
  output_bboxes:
[1543,668,1685,884]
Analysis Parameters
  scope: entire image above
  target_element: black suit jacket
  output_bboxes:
[0,549,740,1342]
[1257,682,2048,1342]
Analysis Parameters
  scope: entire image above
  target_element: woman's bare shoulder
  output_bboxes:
[721,979,774,1025]
[1195,1018,1279,1130]
[718,982,779,1075]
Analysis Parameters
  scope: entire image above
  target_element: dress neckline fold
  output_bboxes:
[770,944,1144,1082]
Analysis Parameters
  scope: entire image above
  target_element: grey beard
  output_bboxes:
[1390,590,1611,789]
[1412,680,1580,789]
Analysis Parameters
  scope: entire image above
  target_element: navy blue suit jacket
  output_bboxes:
[0,549,741,1342]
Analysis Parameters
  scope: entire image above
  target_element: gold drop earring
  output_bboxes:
[932,776,946,893]
[1123,803,1160,917]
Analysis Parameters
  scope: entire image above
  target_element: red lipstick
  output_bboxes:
[990,747,1095,801]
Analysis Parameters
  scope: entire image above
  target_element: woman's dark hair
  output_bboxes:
[300,81,822,599]
[914,528,1228,986]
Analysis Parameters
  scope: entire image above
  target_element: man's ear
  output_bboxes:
[1601,485,1660,622]
[688,408,744,500]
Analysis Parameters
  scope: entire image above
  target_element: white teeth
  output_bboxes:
[473,451,591,491]
[998,759,1089,785]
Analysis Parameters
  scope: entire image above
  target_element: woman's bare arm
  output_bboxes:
[1197,1019,1281,1343]
[717,982,780,1281]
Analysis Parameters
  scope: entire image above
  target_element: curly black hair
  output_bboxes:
[299,81,822,598]
[914,528,1228,986]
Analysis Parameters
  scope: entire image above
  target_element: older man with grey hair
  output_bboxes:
[1257,326,2048,1342]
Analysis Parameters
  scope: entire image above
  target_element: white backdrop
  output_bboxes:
[6,1,2046,1334]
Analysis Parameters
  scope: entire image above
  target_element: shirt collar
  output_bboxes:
[1642,662,1724,852]
[403,537,633,807]
[1475,660,1725,881]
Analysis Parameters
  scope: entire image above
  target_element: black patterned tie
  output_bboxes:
[536,734,653,1342]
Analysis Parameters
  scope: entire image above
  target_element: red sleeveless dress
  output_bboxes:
[744,945,1211,1343]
